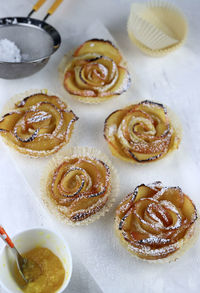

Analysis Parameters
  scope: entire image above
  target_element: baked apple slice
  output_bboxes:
[15,93,68,110]
[73,39,122,64]
[64,64,130,97]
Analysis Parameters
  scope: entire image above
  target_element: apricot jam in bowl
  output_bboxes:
[0,227,72,293]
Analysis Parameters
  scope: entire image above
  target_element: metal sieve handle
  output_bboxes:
[43,0,64,21]
[27,0,47,18]
[27,0,63,21]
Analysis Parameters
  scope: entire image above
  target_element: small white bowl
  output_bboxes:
[0,227,72,293]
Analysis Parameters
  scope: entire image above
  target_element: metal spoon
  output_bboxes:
[0,225,41,283]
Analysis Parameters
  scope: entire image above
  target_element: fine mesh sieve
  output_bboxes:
[0,0,63,79]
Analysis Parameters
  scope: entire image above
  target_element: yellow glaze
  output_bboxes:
[14,247,65,293]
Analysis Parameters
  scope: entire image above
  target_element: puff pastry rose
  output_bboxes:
[62,39,131,103]
[43,148,118,225]
[0,93,78,157]
[104,100,181,163]
[115,182,198,261]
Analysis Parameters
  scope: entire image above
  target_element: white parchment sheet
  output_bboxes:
[1,21,200,293]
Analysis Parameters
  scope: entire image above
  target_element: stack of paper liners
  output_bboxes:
[127,1,188,56]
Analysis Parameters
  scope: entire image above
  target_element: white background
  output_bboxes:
[0,0,200,292]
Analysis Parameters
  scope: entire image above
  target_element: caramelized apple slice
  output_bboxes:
[137,101,169,137]
[68,193,108,219]
[73,39,122,64]
[128,144,169,162]
[21,134,63,151]
[16,94,67,110]
[135,184,160,201]
[64,67,130,98]
[64,53,101,73]
[99,67,130,97]
[0,131,24,147]
[182,195,197,222]
[75,56,118,90]
[64,71,96,97]
[14,126,39,143]
[104,108,131,160]
[157,187,184,208]
[0,111,24,131]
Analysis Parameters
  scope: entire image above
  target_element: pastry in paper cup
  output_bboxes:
[127,1,188,56]
[59,39,131,103]
[104,100,181,163]
[41,147,119,225]
[0,89,78,157]
[115,182,199,262]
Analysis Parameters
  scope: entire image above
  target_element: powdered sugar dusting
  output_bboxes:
[0,39,21,62]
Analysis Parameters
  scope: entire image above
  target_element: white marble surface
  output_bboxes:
[1,0,200,292]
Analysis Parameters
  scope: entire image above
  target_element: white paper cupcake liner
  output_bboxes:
[40,146,119,226]
[127,1,188,56]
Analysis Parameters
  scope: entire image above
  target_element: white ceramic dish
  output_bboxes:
[0,227,72,293]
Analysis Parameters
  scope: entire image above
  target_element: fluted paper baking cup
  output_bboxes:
[127,1,188,56]
[41,147,119,225]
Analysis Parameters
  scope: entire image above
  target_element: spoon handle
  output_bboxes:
[0,226,14,248]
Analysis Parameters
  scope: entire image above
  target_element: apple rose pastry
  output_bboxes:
[42,147,119,225]
[0,92,78,157]
[115,182,199,261]
[61,39,131,103]
[104,100,181,163]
